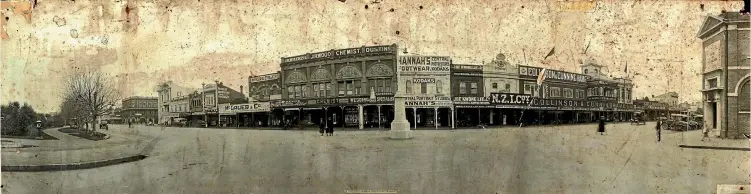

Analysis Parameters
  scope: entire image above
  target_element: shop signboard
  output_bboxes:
[487,92,638,111]
[404,96,452,108]
[217,87,230,99]
[489,93,534,105]
[282,45,395,63]
[271,96,395,108]
[518,66,589,83]
[452,96,494,108]
[397,55,451,74]
[250,73,280,83]
[219,102,271,114]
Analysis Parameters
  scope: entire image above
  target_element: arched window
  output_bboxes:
[740,79,750,112]
[584,69,589,74]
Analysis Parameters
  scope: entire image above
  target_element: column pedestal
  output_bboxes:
[390,96,412,139]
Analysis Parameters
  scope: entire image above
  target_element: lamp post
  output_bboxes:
[390,46,412,139]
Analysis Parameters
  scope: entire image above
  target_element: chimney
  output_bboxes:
[240,85,244,94]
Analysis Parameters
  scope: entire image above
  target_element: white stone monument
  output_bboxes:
[390,54,412,139]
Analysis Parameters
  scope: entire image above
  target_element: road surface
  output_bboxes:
[2,122,748,193]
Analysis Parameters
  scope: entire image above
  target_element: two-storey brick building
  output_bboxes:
[451,63,485,127]
[273,45,398,129]
[697,12,750,139]
[399,55,453,129]
[121,96,158,124]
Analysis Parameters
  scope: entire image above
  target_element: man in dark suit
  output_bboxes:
[326,116,335,136]
[319,118,325,136]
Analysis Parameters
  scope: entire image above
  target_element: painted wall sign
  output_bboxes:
[272,96,395,108]
[704,40,723,73]
[489,93,534,105]
[413,78,436,83]
[519,66,589,83]
[397,55,452,73]
[250,73,280,83]
[452,96,490,105]
[282,45,395,63]
[404,96,452,107]
[452,72,483,77]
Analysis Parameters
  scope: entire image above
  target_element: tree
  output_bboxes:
[0,102,38,136]
[62,70,119,133]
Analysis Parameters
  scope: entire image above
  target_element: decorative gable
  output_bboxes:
[697,15,724,39]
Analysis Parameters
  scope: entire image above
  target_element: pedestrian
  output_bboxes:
[656,119,662,143]
[326,116,334,136]
[128,120,132,128]
[319,118,326,136]
[597,116,606,135]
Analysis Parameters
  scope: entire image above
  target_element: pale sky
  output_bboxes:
[1,0,744,113]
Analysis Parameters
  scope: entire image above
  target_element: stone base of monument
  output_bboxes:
[389,120,412,139]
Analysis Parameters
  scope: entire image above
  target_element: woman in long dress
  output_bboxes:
[597,116,606,135]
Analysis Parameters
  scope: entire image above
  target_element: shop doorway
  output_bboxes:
[709,102,717,129]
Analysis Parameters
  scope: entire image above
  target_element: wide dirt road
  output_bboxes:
[2,122,748,193]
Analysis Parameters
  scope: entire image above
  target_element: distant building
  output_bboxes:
[653,92,679,107]
[201,81,248,127]
[697,12,750,139]
[156,81,197,125]
[121,96,158,124]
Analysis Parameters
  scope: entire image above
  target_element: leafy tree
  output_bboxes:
[0,102,38,136]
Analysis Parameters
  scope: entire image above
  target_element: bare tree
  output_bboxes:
[62,70,119,133]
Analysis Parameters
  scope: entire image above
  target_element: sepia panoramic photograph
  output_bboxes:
[1,0,750,193]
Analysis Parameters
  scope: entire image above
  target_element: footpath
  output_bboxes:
[1,127,157,172]
[677,130,750,151]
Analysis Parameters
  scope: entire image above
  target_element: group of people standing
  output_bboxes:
[319,117,335,136]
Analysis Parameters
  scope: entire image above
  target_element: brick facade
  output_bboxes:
[698,12,750,139]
